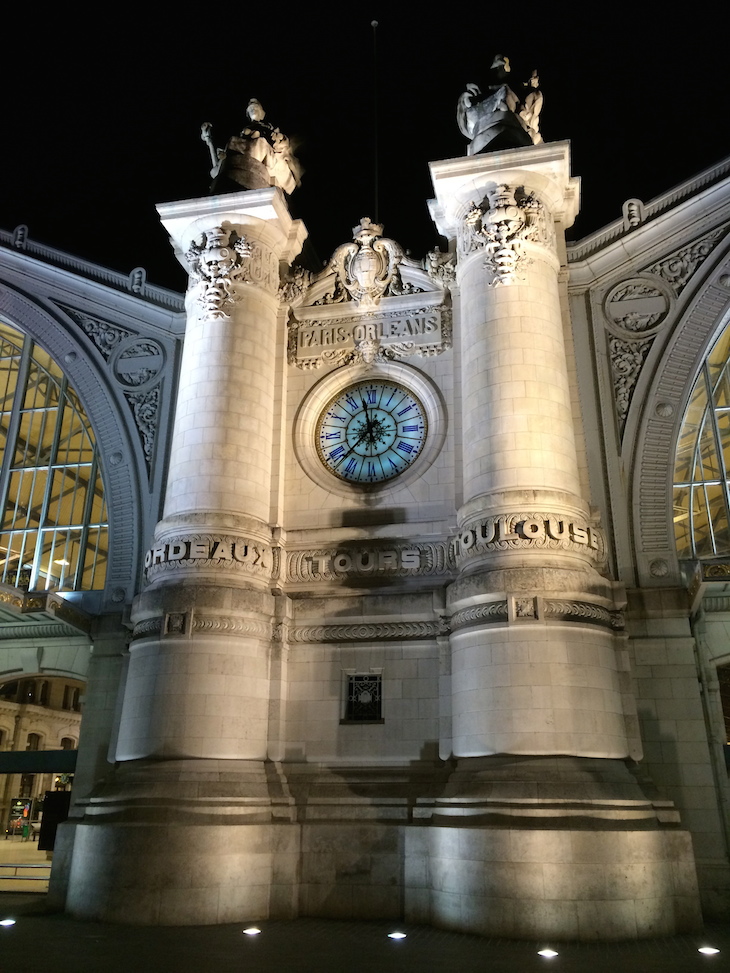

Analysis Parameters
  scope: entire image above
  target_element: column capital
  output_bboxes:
[157,187,308,267]
[428,140,580,243]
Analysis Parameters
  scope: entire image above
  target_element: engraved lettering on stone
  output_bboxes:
[289,305,451,369]
[144,534,271,582]
[451,513,605,565]
[186,225,253,318]
[286,541,455,583]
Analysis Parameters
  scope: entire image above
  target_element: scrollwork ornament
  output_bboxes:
[450,602,508,631]
[543,600,623,629]
[186,226,253,319]
[646,226,727,293]
[459,185,553,284]
[125,386,160,468]
[192,615,271,640]
[288,621,443,643]
[62,307,134,360]
[609,334,653,429]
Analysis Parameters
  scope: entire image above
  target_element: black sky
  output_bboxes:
[2,10,726,292]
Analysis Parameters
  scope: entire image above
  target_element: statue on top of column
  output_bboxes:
[457,56,543,155]
[201,99,303,195]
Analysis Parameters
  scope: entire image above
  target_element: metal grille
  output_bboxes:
[344,674,382,722]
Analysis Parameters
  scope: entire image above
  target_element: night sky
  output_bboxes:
[2,11,726,292]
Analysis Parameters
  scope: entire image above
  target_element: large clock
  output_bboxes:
[315,379,428,483]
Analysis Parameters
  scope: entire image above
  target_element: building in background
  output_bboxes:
[0,79,729,940]
[0,675,82,830]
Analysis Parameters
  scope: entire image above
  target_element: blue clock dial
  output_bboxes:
[316,380,428,483]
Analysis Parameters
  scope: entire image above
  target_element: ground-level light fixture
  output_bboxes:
[698,946,720,955]
[0,919,16,927]
[387,931,407,939]
[242,927,261,936]
[537,948,559,958]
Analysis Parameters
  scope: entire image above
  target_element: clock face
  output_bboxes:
[316,380,428,483]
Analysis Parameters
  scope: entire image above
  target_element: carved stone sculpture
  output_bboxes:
[460,184,552,284]
[329,218,405,308]
[185,226,252,318]
[426,247,456,284]
[457,56,543,154]
[201,99,303,195]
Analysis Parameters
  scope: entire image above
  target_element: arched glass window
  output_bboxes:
[60,737,76,750]
[0,319,107,590]
[674,324,730,558]
[26,732,41,751]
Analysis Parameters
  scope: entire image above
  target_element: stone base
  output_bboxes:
[696,862,730,921]
[417,826,699,940]
[58,757,703,936]
[409,755,702,939]
[64,820,299,924]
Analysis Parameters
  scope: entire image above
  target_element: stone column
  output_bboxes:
[63,189,306,925]
[430,143,627,759]
[422,143,701,940]
[116,189,306,761]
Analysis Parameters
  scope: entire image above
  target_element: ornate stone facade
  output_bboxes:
[2,95,730,945]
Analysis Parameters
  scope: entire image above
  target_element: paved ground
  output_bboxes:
[0,893,727,973]
[0,834,50,892]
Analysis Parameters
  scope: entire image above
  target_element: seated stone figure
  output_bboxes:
[201,99,303,195]
[457,55,542,154]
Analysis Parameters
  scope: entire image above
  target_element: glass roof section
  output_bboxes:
[0,320,107,591]
[674,323,730,559]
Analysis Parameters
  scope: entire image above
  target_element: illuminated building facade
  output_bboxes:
[0,122,729,939]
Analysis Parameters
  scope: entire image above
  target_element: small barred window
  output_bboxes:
[342,673,383,723]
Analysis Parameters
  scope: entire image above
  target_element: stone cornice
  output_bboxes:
[568,156,730,264]
[0,226,183,310]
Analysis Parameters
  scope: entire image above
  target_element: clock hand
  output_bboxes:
[331,426,369,469]
[361,398,376,444]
